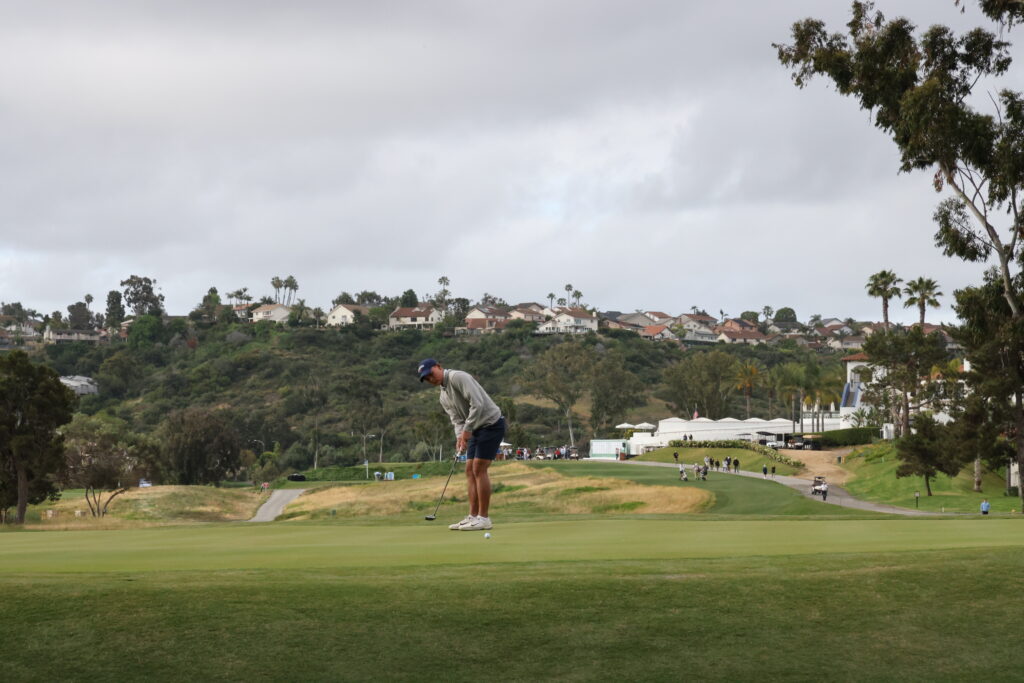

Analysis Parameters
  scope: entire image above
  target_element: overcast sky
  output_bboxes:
[2,0,1021,325]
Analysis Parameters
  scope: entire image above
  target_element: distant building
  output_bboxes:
[326,303,369,326]
[43,328,107,345]
[389,305,441,330]
[251,304,292,324]
[60,375,99,396]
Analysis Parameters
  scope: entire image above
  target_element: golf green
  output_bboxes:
[2,518,1021,573]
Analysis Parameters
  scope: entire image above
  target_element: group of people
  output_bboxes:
[672,452,741,481]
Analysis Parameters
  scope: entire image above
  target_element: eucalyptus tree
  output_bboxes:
[520,341,596,447]
[866,270,903,327]
[903,277,943,325]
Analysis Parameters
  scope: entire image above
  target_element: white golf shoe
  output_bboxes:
[449,515,474,530]
[459,516,493,531]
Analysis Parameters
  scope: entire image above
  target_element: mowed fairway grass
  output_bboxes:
[3,521,1024,681]
[3,464,1024,681]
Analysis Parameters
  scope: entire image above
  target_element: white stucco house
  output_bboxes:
[537,308,598,335]
[251,304,292,324]
[389,305,442,330]
[326,303,369,326]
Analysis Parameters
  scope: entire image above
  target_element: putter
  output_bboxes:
[424,453,462,521]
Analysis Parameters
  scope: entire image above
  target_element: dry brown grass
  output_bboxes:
[284,463,710,519]
[25,485,265,530]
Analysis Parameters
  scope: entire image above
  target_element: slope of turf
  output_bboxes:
[843,442,1020,513]
[0,522,1022,681]
[536,461,862,516]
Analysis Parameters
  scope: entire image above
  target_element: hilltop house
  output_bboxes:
[674,317,717,343]
[641,325,677,341]
[251,304,292,324]
[326,303,369,326]
[389,305,441,330]
[537,308,598,335]
[509,306,546,323]
[717,329,767,345]
[43,328,107,344]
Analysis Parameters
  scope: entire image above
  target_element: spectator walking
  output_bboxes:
[770,465,776,479]
[821,482,829,502]
[762,464,768,479]
[981,499,990,515]
[733,458,740,473]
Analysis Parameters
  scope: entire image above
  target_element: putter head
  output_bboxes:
[424,514,436,521]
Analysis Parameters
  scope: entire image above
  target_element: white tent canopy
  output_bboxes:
[499,441,512,447]
[634,422,656,430]
[614,423,635,429]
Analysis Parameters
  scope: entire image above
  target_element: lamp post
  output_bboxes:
[915,491,920,509]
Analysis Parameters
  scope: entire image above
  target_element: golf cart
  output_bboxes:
[810,476,827,496]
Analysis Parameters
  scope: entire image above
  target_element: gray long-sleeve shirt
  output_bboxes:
[439,369,501,436]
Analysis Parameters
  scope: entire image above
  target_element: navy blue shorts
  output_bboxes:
[467,417,506,460]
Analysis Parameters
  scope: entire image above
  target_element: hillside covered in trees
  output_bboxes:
[32,316,847,483]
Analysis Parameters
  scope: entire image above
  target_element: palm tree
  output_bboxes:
[284,275,299,306]
[734,361,765,419]
[866,270,902,328]
[807,313,823,329]
[903,277,942,326]
[556,297,567,307]
[312,307,325,328]
[564,283,573,306]
[547,292,556,309]
[762,305,774,323]
[572,290,583,307]
[271,276,283,303]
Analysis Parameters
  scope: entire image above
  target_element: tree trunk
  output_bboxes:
[973,456,983,493]
[901,391,911,437]
[15,460,28,524]
[882,299,889,328]
[799,390,804,432]
[924,474,933,497]
[566,407,576,448]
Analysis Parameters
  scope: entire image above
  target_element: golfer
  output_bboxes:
[419,358,505,531]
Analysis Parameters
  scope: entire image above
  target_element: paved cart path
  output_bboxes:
[249,489,305,522]
[588,459,935,516]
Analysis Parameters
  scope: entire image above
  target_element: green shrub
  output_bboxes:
[818,427,878,448]
[666,439,803,467]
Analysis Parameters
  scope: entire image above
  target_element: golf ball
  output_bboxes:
[484,532,491,539]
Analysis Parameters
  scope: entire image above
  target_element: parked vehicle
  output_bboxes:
[810,476,827,496]
[287,473,307,482]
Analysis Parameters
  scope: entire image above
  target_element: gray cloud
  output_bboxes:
[0,1,1018,325]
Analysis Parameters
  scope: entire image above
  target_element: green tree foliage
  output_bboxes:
[104,290,126,330]
[333,292,356,306]
[734,361,766,419]
[861,327,950,436]
[190,287,222,323]
[120,275,165,317]
[127,315,165,349]
[66,301,93,329]
[952,270,1024,501]
[157,408,242,485]
[774,307,798,323]
[740,311,759,324]
[902,277,943,325]
[399,289,419,307]
[520,341,596,447]
[865,270,902,327]
[0,302,38,323]
[664,350,739,419]
[0,351,77,523]
[62,414,156,517]
[589,352,645,437]
[896,413,963,496]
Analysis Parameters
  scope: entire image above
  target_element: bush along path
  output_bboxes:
[597,459,936,516]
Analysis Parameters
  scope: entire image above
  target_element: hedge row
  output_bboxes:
[666,440,803,467]
[815,427,878,448]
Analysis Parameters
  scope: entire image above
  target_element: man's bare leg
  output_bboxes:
[472,459,492,518]
[466,465,479,517]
